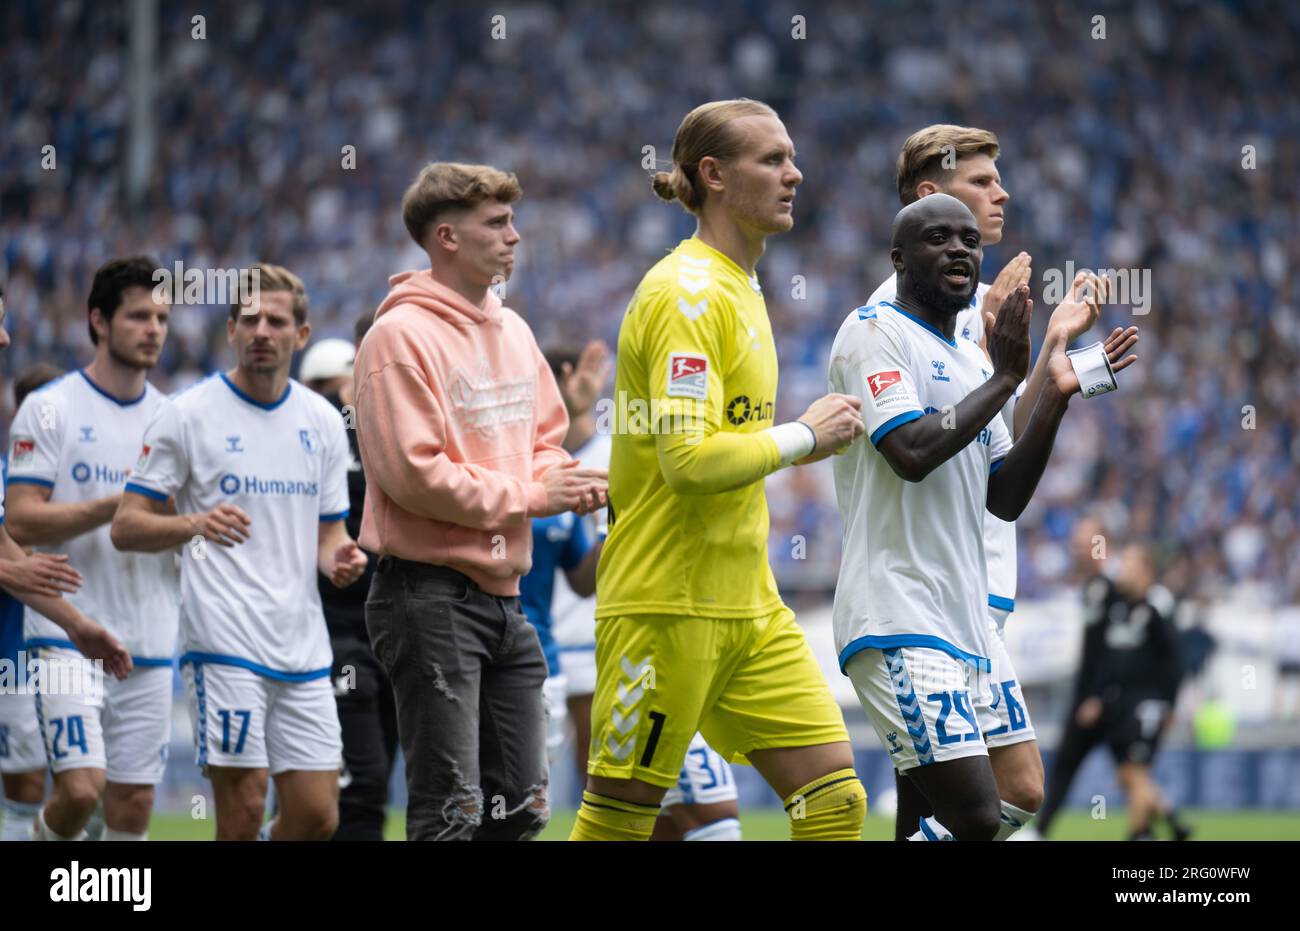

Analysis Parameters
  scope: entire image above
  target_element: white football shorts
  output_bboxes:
[184,660,341,774]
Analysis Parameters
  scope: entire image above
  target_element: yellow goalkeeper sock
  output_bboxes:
[568,791,659,841]
[784,768,867,841]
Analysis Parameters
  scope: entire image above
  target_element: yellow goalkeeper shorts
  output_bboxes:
[586,608,850,787]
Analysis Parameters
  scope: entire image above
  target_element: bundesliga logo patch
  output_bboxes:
[12,435,36,465]
[665,353,708,400]
[136,444,151,471]
[867,370,902,398]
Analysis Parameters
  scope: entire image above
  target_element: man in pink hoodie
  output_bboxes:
[353,162,608,841]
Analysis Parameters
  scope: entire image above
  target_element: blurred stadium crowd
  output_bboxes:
[2,0,1297,606]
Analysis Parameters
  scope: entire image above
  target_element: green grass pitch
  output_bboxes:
[145,809,1300,841]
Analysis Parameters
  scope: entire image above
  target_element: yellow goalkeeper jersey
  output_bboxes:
[596,236,786,620]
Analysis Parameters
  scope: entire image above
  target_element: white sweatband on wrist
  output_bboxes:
[1066,340,1118,398]
[764,421,816,466]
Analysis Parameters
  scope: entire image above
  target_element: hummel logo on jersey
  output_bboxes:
[676,296,707,321]
[79,426,96,442]
[676,252,707,292]
[867,370,902,398]
[226,435,244,453]
[931,361,950,382]
[677,255,710,295]
[665,353,708,400]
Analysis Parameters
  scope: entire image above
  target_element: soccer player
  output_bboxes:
[519,505,600,760]
[299,322,400,842]
[570,99,868,843]
[542,345,743,841]
[549,341,614,779]
[829,193,1133,840]
[112,263,366,841]
[1035,529,1191,840]
[353,162,607,842]
[867,125,1136,839]
[0,363,63,840]
[6,258,178,842]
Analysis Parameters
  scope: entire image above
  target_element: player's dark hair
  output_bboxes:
[896,125,1001,205]
[87,256,161,345]
[13,362,64,409]
[653,99,779,214]
[354,312,374,347]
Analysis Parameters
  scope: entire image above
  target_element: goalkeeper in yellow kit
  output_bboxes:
[570,100,868,841]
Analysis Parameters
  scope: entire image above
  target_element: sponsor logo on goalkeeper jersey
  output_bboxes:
[218,473,319,497]
[725,395,773,426]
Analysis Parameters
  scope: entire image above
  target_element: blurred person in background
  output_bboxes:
[1034,525,1191,840]
[301,317,399,842]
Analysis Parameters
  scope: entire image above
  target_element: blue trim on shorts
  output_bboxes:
[24,637,174,667]
[883,647,934,766]
[180,651,330,682]
[839,634,991,673]
[194,662,209,768]
[919,817,940,840]
[988,594,1015,612]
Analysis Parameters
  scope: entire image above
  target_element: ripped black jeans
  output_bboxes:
[366,557,550,841]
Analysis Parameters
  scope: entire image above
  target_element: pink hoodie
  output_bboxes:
[353,270,570,596]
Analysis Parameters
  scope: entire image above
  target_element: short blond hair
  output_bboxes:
[896,125,1001,205]
[652,99,779,214]
[229,262,308,325]
[401,162,522,247]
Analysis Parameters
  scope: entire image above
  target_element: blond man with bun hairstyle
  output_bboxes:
[570,100,868,842]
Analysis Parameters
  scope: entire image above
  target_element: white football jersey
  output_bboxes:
[551,431,611,651]
[125,373,350,678]
[829,300,1012,673]
[867,273,1019,611]
[8,370,179,662]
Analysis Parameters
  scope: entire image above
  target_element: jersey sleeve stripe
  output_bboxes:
[869,410,924,447]
[6,476,55,489]
[989,457,1006,475]
[988,594,1015,612]
[123,481,168,501]
[319,509,349,523]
